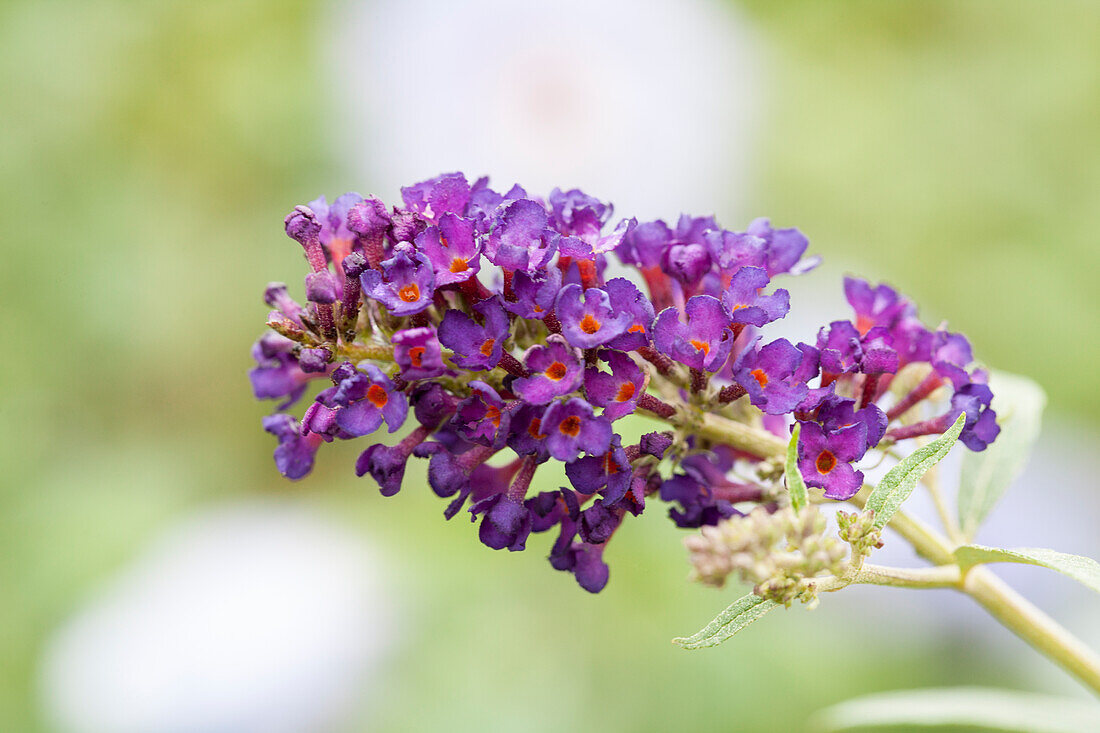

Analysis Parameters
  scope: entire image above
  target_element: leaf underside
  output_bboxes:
[673,593,778,650]
[955,545,1100,594]
[958,371,1047,540]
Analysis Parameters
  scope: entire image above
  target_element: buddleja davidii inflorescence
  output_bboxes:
[250,172,1000,593]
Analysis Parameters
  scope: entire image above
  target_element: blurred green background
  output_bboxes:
[2,0,1098,730]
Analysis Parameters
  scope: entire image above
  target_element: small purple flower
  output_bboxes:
[565,436,631,500]
[438,296,510,371]
[745,217,818,276]
[506,403,550,458]
[584,350,645,421]
[464,176,506,233]
[249,333,309,408]
[346,196,392,244]
[844,276,915,334]
[553,535,611,594]
[602,278,654,351]
[547,187,612,244]
[662,240,712,285]
[931,330,975,388]
[410,382,458,429]
[860,326,899,375]
[264,282,304,325]
[331,363,408,436]
[415,214,481,286]
[355,425,433,497]
[360,245,436,316]
[659,473,737,528]
[721,266,790,327]
[704,229,765,273]
[401,172,471,220]
[451,381,511,448]
[797,421,867,500]
[304,270,338,304]
[298,348,331,374]
[390,210,428,244]
[555,284,634,349]
[617,219,672,269]
[652,296,735,372]
[578,500,622,545]
[470,494,533,551]
[890,316,934,368]
[734,339,820,415]
[816,395,888,450]
[308,192,363,260]
[392,326,446,380]
[504,268,561,320]
[262,413,323,480]
[640,431,673,459]
[949,382,1001,451]
[541,398,613,462]
[485,198,559,273]
[513,334,584,404]
[817,320,863,375]
[301,390,346,442]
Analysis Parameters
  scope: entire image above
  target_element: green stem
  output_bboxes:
[851,563,961,588]
[660,409,1100,696]
[964,566,1100,696]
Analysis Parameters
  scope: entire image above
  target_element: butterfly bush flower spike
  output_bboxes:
[250,172,998,593]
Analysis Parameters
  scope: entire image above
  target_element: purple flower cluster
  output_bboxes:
[251,172,999,592]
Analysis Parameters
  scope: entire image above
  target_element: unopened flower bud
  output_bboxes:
[305,270,338,304]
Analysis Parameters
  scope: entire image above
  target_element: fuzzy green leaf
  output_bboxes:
[955,545,1100,594]
[958,371,1046,540]
[786,423,809,512]
[672,593,777,650]
[812,687,1100,732]
[865,413,965,530]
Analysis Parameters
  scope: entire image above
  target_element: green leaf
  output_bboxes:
[958,371,1046,540]
[812,687,1100,732]
[786,422,809,512]
[865,413,965,530]
[955,545,1100,594]
[672,593,778,649]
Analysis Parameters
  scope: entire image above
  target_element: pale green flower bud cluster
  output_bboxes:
[684,506,848,606]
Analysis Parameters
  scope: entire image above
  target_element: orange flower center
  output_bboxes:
[367,384,389,408]
[486,405,501,428]
[689,339,710,356]
[479,338,496,357]
[527,417,545,439]
[579,314,601,334]
[398,283,420,302]
[603,451,620,475]
[615,383,636,402]
[449,257,468,273]
[816,450,837,474]
[408,346,425,367]
[627,323,646,333]
[750,368,769,387]
[559,415,582,436]
[855,315,874,336]
[545,361,568,380]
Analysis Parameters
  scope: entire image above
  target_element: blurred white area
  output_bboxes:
[39,502,396,733]
[329,0,765,221]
